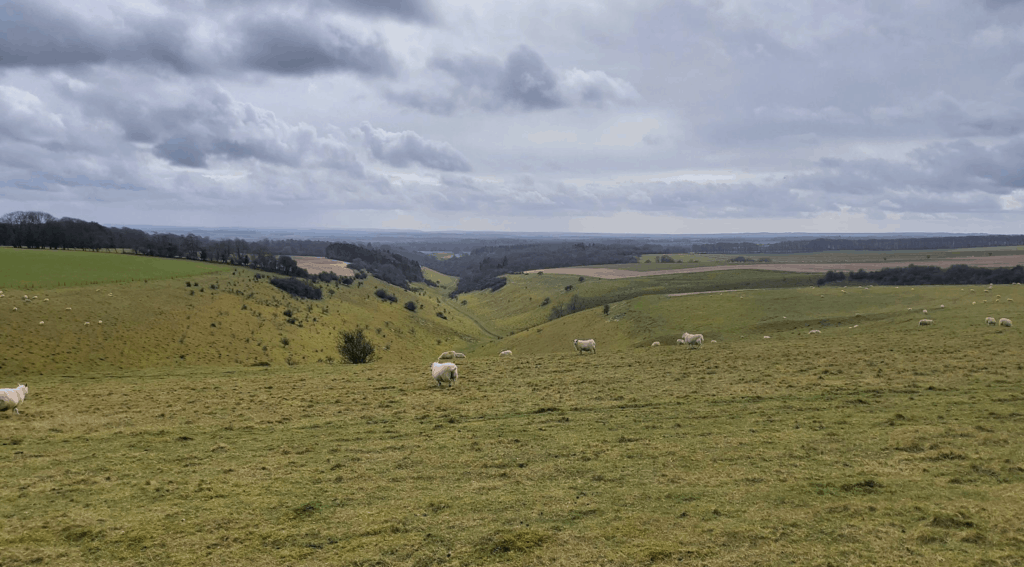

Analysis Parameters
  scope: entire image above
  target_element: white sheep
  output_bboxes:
[453,352,466,359]
[84,321,91,326]
[808,330,821,334]
[499,350,512,357]
[430,362,458,388]
[939,304,945,308]
[985,317,997,326]
[0,384,28,414]
[709,339,717,343]
[65,307,72,311]
[922,309,928,314]
[919,319,933,326]
[573,338,597,354]
[38,321,44,325]
[763,335,771,339]
[999,318,1012,327]
[437,351,456,361]
[681,332,704,348]
[651,341,661,347]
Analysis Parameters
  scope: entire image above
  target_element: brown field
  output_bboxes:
[527,254,1024,279]
[292,255,354,277]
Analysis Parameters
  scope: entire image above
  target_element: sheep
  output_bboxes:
[939,304,945,308]
[676,338,686,345]
[999,318,1012,327]
[65,307,72,311]
[437,351,456,361]
[922,309,928,314]
[986,317,997,326]
[430,362,458,388]
[573,338,597,354]
[38,321,44,325]
[919,319,933,325]
[709,339,717,343]
[12,307,16,311]
[651,341,661,347]
[763,335,771,339]
[84,322,91,326]
[499,350,512,357]
[453,352,467,359]
[0,384,28,414]
[808,330,821,334]
[681,332,704,348]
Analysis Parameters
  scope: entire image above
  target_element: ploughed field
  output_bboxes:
[2,248,1024,565]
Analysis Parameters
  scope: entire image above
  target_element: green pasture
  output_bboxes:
[0,260,491,376]
[3,310,1023,566]
[616,246,1024,271]
[457,270,820,339]
[0,248,233,290]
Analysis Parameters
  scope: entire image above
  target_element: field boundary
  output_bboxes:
[526,254,1024,279]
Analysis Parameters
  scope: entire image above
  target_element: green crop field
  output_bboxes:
[0,248,234,290]
[2,250,1023,566]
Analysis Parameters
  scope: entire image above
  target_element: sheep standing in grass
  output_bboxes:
[808,330,821,334]
[986,317,997,326]
[999,318,1012,327]
[499,350,512,357]
[573,339,597,354]
[651,341,661,347]
[919,319,933,326]
[0,384,28,414]
[430,362,458,388]
[452,352,466,359]
[681,332,704,348]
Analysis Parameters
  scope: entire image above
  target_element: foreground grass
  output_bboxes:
[3,325,1023,566]
[0,248,233,290]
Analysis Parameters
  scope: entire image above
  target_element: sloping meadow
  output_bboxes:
[2,298,1023,565]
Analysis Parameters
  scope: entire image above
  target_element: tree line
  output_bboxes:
[818,264,1024,286]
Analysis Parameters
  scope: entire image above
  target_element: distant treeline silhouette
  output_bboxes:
[842,264,1024,286]
[325,242,424,289]
[691,235,1024,255]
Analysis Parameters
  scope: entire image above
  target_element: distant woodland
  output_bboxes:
[3,210,1023,294]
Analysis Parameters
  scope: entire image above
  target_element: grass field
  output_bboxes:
[2,250,1023,565]
[0,248,234,290]
[617,246,1024,271]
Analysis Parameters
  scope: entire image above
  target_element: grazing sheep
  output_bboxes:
[922,309,928,314]
[38,321,44,325]
[437,351,456,361]
[681,332,704,348]
[573,338,597,354]
[676,338,685,345]
[430,362,458,388]
[453,352,466,359]
[919,319,933,326]
[986,317,997,326]
[763,336,771,339]
[499,350,512,357]
[808,330,821,334]
[651,341,661,347]
[0,384,28,414]
[65,307,72,311]
[999,318,1012,327]
[84,322,91,326]
[939,304,945,308]
[12,307,16,311]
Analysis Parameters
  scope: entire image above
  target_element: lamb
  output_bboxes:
[573,338,597,354]
[919,319,933,325]
[651,341,661,347]
[499,350,512,357]
[986,317,997,326]
[681,332,704,348]
[430,362,458,388]
[676,338,686,345]
[0,384,28,414]
[437,351,456,361]
[999,318,1012,327]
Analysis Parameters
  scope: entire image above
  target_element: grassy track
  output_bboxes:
[0,248,234,290]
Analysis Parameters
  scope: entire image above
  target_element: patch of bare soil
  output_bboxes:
[292,256,354,277]
[527,255,1024,280]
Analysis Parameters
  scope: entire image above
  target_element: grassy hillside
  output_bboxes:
[0,259,490,376]
[3,307,1022,565]
[486,283,1021,355]
[455,269,820,340]
[0,247,233,289]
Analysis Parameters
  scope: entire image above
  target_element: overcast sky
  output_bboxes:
[2,0,1023,234]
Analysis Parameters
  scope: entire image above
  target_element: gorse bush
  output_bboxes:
[374,288,397,303]
[270,277,322,300]
[338,329,375,364]
[404,300,417,312]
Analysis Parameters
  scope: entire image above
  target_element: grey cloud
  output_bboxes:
[231,15,395,76]
[319,0,436,23]
[391,45,639,114]
[0,1,395,77]
[153,138,208,168]
[359,122,471,171]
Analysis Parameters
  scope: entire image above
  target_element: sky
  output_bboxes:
[1,0,1024,235]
